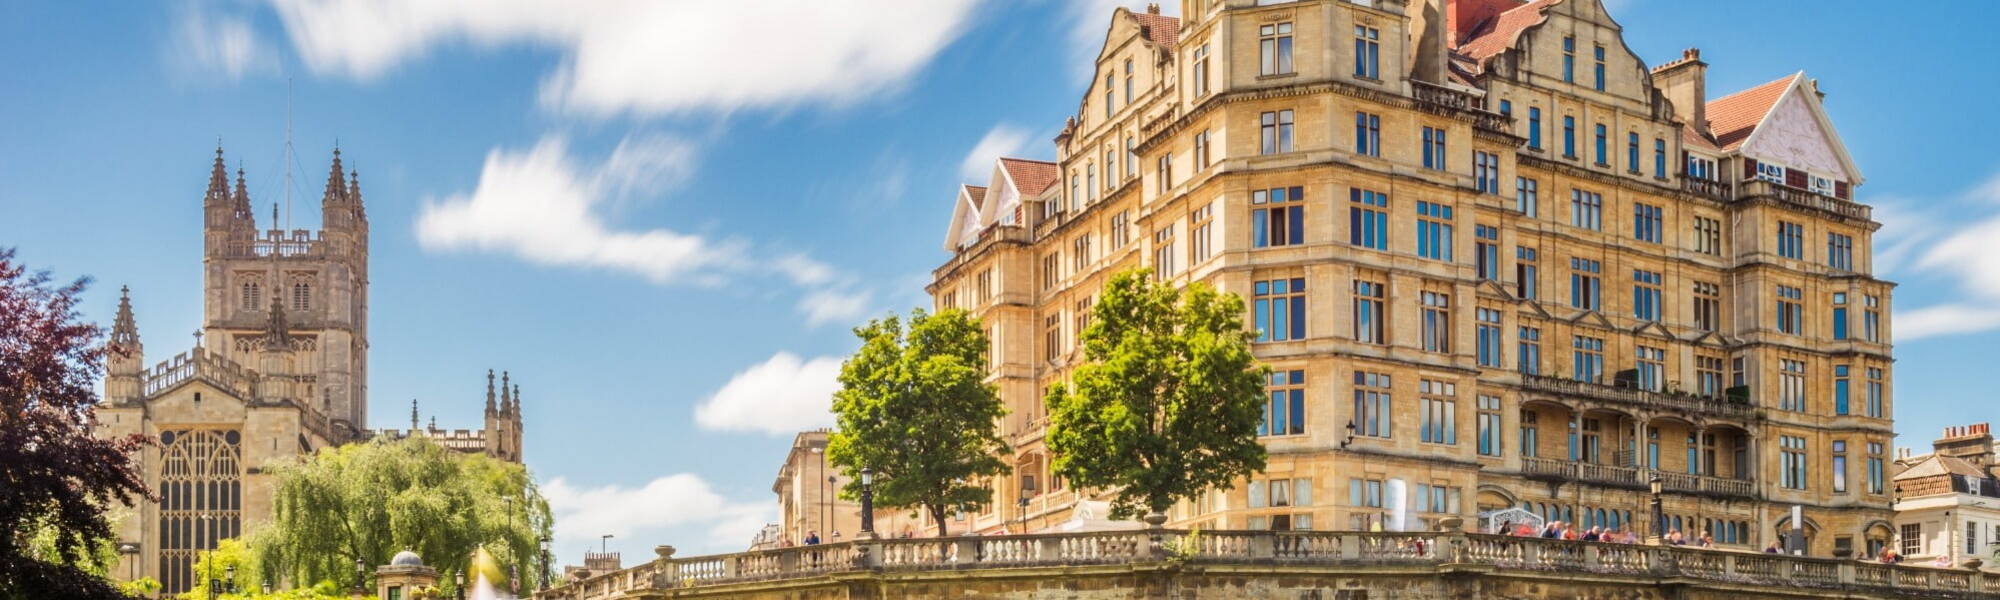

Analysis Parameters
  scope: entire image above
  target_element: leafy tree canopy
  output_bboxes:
[827,308,1009,536]
[1045,269,1268,519]
[0,248,150,600]
[248,436,550,594]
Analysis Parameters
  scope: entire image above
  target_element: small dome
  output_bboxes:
[390,550,423,567]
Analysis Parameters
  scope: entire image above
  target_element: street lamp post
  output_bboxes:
[224,565,235,595]
[859,467,876,539]
[1649,475,1665,542]
[116,543,139,583]
[354,558,367,596]
[600,534,613,556]
[455,569,465,600]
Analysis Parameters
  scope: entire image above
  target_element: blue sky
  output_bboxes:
[1,0,1996,561]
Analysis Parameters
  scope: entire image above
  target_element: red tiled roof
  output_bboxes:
[964,185,987,209]
[1681,126,1721,153]
[998,158,1059,196]
[1130,12,1181,51]
[1705,73,1798,151]
[1455,0,1560,64]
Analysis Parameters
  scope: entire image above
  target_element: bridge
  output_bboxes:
[535,529,1998,599]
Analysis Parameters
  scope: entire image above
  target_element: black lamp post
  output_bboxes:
[224,565,235,595]
[1649,475,1665,541]
[116,543,139,583]
[455,569,465,600]
[354,558,367,595]
[859,467,876,538]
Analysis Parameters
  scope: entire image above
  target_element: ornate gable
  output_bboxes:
[1740,79,1862,184]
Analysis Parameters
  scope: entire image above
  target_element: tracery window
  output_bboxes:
[240,280,261,310]
[291,281,311,311]
[158,429,242,595]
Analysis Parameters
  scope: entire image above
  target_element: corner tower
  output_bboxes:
[200,147,371,440]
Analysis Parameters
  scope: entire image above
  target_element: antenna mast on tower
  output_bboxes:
[284,77,294,233]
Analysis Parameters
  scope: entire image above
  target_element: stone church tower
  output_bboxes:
[98,146,526,595]
[200,146,371,439]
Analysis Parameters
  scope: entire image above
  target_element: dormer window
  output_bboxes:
[1809,175,1836,197]
[1756,161,1785,185]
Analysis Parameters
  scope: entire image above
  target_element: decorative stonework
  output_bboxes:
[1744,86,1850,180]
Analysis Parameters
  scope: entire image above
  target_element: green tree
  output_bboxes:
[826,309,1009,537]
[248,437,550,595]
[178,538,253,599]
[1044,269,1268,520]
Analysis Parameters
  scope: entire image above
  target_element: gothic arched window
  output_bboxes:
[291,281,310,311]
[157,430,241,595]
[240,281,261,310]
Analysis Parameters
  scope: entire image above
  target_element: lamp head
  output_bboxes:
[860,467,873,486]
[1649,475,1663,495]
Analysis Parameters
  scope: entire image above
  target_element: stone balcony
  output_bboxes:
[535,529,1998,600]
[1520,375,1756,421]
[1738,179,1872,222]
[1679,176,1733,202]
[1522,456,1756,498]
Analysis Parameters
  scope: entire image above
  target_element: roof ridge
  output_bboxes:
[1706,72,1801,105]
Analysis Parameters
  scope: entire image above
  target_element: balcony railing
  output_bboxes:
[1523,458,1752,497]
[1520,375,1754,420]
[536,530,1998,599]
[1411,80,1510,134]
[1738,180,1871,222]
[1679,177,1732,202]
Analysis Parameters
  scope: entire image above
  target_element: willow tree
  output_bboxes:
[249,437,550,593]
[826,309,1009,537]
[1044,269,1268,521]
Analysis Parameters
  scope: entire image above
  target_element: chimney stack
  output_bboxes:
[1935,422,1996,466]
[1146,3,1161,15]
[1651,48,1708,135]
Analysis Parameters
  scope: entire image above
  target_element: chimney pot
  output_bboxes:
[1146,3,1160,14]
[1684,48,1699,60]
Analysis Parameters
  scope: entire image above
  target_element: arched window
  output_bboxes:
[157,430,240,595]
[240,281,261,310]
[291,281,310,311]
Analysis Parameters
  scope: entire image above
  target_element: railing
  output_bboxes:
[143,347,255,397]
[1580,463,1641,486]
[1525,458,1752,498]
[1738,180,1871,221]
[535,530,1999,599]
[1410,80,1510,134]
[1520,375,1755,420]
[1680,177,1733,202]
[1522,457,1573,479]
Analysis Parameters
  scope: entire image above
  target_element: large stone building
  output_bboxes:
[926,0,1891,556]
[96,147,527,594]
[1892,424,2000,567]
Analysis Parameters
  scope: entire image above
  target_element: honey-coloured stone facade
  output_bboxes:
[925,0,1892,558]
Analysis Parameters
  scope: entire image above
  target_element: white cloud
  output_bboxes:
[1882,171,2000,341]
[415,135,738,285]
[694,352,841,435]
[797,289,874,328]
[959,125,1032,182]
[264,0,982,116]
[544,475,773,555]
[169,4,277,81]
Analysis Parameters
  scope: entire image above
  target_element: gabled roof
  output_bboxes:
[1706,73,1799,151]
[1681,125,1723,154]
[998,158,1059,196]
[1456,0,1561,64]
[1129,12,1182,51]
[964,185,987,207]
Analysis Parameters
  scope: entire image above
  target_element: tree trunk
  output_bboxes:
[930,504,950,537]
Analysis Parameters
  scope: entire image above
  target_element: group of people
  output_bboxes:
[779,527,926,548]
[1500,520,1684,546]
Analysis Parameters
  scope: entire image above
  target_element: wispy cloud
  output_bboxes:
[693,352,841,436]
[263,0,982,116]
[959,125,1033,183]
[544,475,772,555]
[797,289,874,328]
[1878,170,2000,341]
[168,3,277,81]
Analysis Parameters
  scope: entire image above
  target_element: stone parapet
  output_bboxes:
[533,530,1999,599]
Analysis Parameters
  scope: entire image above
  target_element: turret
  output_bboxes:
[255,295,294,402]
[106,286,145,404]
[320,148,367,240]
[204,146,254,256]
[485,369,497,414]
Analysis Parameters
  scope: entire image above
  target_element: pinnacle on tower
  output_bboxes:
[109,285,142,361]
[500,372,513,413]
[486,369,497,414]
[411,398,420,431]
[322,147,347,205]
[510,384,522,417]
[348,170,362,206]
[206,145,229,201]
[261,294,291,351]
[233,166,254,223]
